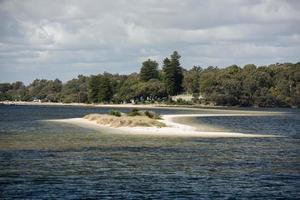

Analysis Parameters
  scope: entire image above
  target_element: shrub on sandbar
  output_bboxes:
[108,109,121,117]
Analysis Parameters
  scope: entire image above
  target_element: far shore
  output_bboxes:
[46,113,284,138]
[0,101,292,114]
[0,100,222,109]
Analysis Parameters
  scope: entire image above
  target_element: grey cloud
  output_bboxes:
[0,0,299,84]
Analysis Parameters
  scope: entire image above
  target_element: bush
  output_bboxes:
[144,110,161,119]
[127,108,141,116]
[174,98,193,105]
[127,109,162,119]
[108,109,121,117]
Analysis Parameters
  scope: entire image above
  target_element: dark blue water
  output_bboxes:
[180,113,300,138]
[0,105,299,199]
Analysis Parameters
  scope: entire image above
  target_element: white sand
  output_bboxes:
[47,113,281,138]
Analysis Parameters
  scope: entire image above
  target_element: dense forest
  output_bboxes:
[0,51,299,107]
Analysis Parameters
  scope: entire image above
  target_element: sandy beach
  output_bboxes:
[47,113,282,138]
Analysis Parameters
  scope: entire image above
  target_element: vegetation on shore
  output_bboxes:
[83,109,165,128]
[108,110,122,117]
[127,109,162,119]
[0,51,299,107]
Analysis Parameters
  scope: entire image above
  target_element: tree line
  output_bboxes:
[0,51,299,107]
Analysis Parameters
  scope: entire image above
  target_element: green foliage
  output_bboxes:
[0,83,13,101]
[98,75,113,103]
[88,75,100,103]
[183,66,202,95]
[88,74,113,103]
[140,59,159,82]
[113,74,167,103]
[144,110,161,119]
[113,73,140,103]
[200,63,300,107]
[175,98,193,105]
[108,109,121,117]
[127,108,141,116]
[0,51,299,108]
[134,79,167,102]
[163,51,184,95]
[127,109,161,119]
[25,79,62,102]
[62,75,88,103]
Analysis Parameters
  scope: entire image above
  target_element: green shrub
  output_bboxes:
[144,110,153,118]
[175,98,193,105]
[108,109,121,117]
[127,108,141,116]
[127,109,162,119]
[144,110,161,119]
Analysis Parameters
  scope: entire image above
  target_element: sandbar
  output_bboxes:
[47,113,282,138]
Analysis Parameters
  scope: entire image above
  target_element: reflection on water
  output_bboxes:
[0,105,299,199]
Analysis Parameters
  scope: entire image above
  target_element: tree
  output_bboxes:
[163,51,183,95]
[62,75,88,103]
[88,74,113,103]
[243,64,257,72]
[0,83,13,101]
[203,65,242,106]
[98,75,113,103]
[140,59,159,81]
[88,75,101,103]
[26,79,48,100]
[113,73,140,103]
[25,79,62,101]
[183,66,202,95]
[134,79,167,102]
[0,56,299,107]
[199,66,219,97]
[44,79,62,102]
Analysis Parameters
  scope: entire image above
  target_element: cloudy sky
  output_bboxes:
[0,0,299,83]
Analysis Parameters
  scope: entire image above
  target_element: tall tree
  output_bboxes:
[163,51,183,95]
[140,59,159,81]
[88,75,101,103]
[98,75,113,103]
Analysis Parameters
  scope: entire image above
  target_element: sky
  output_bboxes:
[0,0,300,84]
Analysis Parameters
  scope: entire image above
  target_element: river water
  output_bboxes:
[0,105,299,199]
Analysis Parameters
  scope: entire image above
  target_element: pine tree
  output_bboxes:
[88,75,100,103]
[98,75,113,103]
[163,51,183,95]
[140,59,159,82]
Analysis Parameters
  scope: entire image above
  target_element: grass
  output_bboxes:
[108,109,122,117]
[127,109,162,119]
[83,113,166,128]
[127,108,141,116]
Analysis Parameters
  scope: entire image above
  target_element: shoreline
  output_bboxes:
[46,113,282,138]
[0,100,229,110]
[0,101,290,114]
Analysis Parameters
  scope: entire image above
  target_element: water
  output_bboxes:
[177,112,300,137]
[0,105,299,199]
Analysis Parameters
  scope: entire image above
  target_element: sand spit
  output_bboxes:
[47,113,282,138]
[83,113,166,128]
